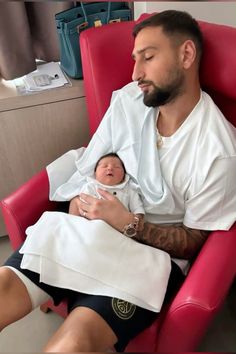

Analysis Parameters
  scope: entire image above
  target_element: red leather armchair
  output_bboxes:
[1,15,236,352]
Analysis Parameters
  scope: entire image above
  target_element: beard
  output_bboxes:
[140,67,185,107]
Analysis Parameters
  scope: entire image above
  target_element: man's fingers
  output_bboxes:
[96,188,114,200]
[79,193,96,204]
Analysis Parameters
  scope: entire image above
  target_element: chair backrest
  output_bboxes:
[80,14,236,137]
[199,20,236,127]
[80,20,135,136]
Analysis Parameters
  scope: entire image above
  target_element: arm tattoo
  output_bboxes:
[134,222,209,260]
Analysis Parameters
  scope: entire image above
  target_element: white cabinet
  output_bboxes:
[0,78,90,236]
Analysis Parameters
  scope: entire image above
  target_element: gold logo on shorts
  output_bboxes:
[111,298,136,320]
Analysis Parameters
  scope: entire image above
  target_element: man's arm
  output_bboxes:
[75,190,209,260]
[134,222,209,260]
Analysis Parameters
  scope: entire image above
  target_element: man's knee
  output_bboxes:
[0,267,32,311]
[0,267,32,331]
[44,307,117,352]
[70,307,118,351]
[44,319,100,352]
[0,267,16,292]
[44,328,94,352]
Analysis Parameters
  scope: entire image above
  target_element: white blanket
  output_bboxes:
[20,212,171,312]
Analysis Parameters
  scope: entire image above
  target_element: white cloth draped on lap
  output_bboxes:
[46,82,175,215]
[20,211,171,312]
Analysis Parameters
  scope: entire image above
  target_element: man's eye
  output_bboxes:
[145,56,153,61]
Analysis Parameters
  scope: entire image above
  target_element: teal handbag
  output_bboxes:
[55,2,133,79]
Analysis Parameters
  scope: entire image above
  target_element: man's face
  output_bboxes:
[132,26,185,107]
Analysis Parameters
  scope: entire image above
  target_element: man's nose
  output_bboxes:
[132,61,144,82]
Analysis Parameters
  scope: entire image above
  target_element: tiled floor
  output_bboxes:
[0,235,236,352]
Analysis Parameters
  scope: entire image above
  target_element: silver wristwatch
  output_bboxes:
[122,215,140,238]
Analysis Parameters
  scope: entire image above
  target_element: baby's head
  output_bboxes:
[94,153,126,186]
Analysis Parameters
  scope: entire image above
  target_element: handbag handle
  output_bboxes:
[80,2,112,24]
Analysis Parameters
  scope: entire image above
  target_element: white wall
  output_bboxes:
[134,2,236,27]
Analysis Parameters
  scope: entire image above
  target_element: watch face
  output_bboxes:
[125,227,136,238]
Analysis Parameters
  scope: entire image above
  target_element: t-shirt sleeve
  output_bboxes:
[184,156,236,231]
[128,189,145,215]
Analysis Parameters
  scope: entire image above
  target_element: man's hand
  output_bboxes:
[71,188,134,232]
[69,197,81,216]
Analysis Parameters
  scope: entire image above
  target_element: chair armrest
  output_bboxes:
[0,169,57,250]
[156,224,236,351]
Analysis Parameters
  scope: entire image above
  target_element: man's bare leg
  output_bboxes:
[44,306,118,352]
[0,267,32,331]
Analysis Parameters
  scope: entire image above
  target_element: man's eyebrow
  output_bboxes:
[132,46,157,59]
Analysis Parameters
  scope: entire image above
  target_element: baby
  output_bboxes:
[69,153,145,233]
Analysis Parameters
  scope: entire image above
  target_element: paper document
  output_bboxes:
[15,62,71,93]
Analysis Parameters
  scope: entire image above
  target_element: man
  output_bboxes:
[1,10,235,352]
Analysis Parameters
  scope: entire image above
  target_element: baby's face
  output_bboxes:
[95,156,125,186]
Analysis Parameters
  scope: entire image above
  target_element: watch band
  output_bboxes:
[122,215,140,238]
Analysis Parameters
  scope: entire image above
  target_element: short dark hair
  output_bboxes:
[133,10,203,64]
[94,153,126,173]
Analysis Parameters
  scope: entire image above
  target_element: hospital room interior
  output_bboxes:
[0,1,236,352]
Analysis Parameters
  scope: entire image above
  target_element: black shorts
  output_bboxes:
[4,249,185,351]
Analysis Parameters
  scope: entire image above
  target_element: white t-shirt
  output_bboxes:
[149,90,236,231]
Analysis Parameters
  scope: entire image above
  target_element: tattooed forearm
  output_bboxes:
[134,222,209,260]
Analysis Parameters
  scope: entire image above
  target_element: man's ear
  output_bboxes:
[180,40,197,69]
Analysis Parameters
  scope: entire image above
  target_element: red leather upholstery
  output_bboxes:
[81,20,135,136]
[199,20,236,127]
[1,15,236,352]
[1,170,57,250]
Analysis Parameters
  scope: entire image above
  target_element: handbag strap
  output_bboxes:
[80,2,112,24]
[105,2,112,23]
[79,2,88,23]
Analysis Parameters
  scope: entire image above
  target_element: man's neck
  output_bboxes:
[157,86,201,137]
